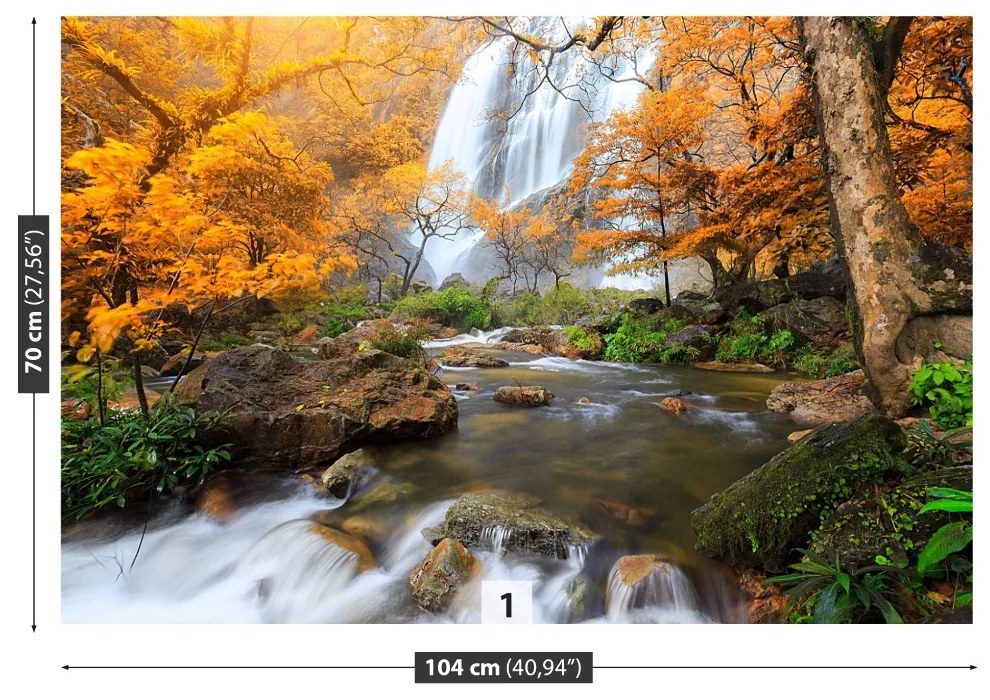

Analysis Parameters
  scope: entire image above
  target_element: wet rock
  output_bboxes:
[160,350,207,376]
[174,345,457,470]
[309,523,376,572]
[455,382,480,391]
[737,569,787,624]
[595,496,658,526]
[578,396,592,404]
[423,493,595,559]
[439,273,472,291]
[439,346,509,368]
[195,470,311,522]
[321,448,374,498]
[350,478,417,511]
[494,385,554,406]
[114,388,163,411]
[500,328,549,346]
[691,414,907,572]
[141,365,161,379]
[140,342,171,371]
[613,554,673,588]
[61,399,92,420]
[764,296,849,349]
[659,397,687,414]
[409,537,480,612]
[766,370,874,426]
[659,303,698,322]
[787,429,814,444]
[810,466,973,568]
[564,574,594,622]
[693,361,774,373]
[664,324,719,361]
[669,299,726,325]
[627,298,665,314]
[247,329,280,345]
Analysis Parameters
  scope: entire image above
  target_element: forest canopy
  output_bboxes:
[61,16,972,397]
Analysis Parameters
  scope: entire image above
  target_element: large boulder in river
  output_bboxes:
[423,493,595,559]
[321,448,375,498]
[691,414,907,572]
[494,385,554,406]
[766,370,874,426]
[763,296,849,349]
[409,538,480,612]
[810,466,973,568]
[174,345,457,470]
[438,346,509,368]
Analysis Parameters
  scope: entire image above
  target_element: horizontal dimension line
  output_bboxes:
[595,665,975,670]
[64,666,413,670]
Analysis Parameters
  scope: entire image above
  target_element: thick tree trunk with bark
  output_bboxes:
[800,17,972,417]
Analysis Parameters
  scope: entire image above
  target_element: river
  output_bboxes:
[62,332,795,623]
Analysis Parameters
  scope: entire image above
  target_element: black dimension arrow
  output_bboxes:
[64,666,414,671]
[63,664,975,671]
[595,665,976,670]
[30,15,37,635]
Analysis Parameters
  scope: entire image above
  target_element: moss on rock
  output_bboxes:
[423,493,595,559]
[810,466,973,568]
[690,414,907,572]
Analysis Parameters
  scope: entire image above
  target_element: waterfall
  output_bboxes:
[415,21,648,286]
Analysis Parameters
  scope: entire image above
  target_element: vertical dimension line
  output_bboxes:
[32,392,36,631]
[32,19,36,215]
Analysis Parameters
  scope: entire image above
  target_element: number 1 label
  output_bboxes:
[482,581,532,624]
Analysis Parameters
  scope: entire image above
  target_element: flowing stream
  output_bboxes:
[63,336,795,623]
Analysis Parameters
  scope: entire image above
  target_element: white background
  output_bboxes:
[0,2,984,698]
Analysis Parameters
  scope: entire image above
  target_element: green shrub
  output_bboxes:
[908,359,973,428]
[199,332,252,352]
[794,343,858,378]
[604,321,666,363]
[564,325,596,351]
[275,313,307,338]
[62,355,129,407]
[61,396,231,521]
[765,548,906,624]
[714,311,795,365]
[916,488,973,578]
[361,323,431,360]
[905,420,973,470]
[391,287,493,331]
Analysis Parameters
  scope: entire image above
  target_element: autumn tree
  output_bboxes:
[333,161,470,295]
[470,196,531,291]
[61,16,460,411]
[571,88,711,304]
[799,16,972,416]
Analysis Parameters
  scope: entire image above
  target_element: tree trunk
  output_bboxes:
[800,17,972,417]
[128,287,150,417]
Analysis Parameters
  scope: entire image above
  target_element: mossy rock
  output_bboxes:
[423,493,595,559]
[690,414,907,572]
[810,466,973,568]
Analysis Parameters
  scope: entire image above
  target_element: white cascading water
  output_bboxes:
[415,19,647,286]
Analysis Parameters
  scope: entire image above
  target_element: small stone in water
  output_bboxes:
[455,382,480,391]
[659,397,687,414]
[494,385,554,406]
